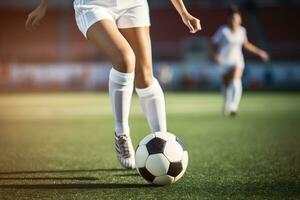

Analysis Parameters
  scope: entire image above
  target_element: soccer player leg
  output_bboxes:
[230,78,242,112]
[86,20,136,169]
[229,67,243,113]
[109,69,134,135]
[221,67,235,115]
[222,85,231,115]
[87,20,136,136]
[136,78,167,133]
[120,27,167,133]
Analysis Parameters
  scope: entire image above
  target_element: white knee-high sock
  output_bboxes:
[222,84,232,114]
[229,79,242,112]
[109,68,134,136]
[135,78,167,133]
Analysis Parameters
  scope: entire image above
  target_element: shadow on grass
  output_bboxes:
[0,168,127,175]
[115,173,140,177]
[0,183,153,189]
[0,168,156,189]
[0,177,99,181]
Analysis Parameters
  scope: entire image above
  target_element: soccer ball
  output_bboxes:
[135,132,188,186]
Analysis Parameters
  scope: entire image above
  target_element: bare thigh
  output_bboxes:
[222,68,234,87]
[233,67,244,79]
[222,66,244,87]
[119,27,153,88]
[86,20,135,73]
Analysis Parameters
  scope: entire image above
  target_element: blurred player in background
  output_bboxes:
[212,5,269,117]
[26,0,201,169]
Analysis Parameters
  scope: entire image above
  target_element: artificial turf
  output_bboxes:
[0,92,299,199]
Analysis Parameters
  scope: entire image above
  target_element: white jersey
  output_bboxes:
[212,25,248,68]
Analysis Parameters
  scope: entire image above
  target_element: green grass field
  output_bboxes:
[0,92,299,199]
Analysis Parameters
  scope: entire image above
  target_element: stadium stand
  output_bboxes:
[257,6,300,60]
[0,9,60,62]
[0,1,299,62]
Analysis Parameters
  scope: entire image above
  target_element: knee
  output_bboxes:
[135,64,153,88]
[112,50,135,73]
[233,67,244,79]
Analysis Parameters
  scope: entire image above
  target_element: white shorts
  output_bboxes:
[73,0,151,38]
[218,64,244,76]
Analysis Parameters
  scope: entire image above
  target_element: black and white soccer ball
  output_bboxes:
[135,132,188,186]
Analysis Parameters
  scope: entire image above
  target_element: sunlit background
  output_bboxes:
[0,0,299,92]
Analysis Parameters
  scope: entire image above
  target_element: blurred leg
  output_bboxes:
[222,68,235,88]
[87,20,135,136]
[229,67,244,113]
[120,27,167,132]
[222,68,235,115]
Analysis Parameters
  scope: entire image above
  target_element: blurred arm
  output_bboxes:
[170,0,189,16]
[211,42,221,63]
[169,0,201,33]
[25,0,50,32]
[211,28,223,63]
[243,41,269,62]
[40,0,50,8]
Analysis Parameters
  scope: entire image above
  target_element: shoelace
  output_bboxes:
[117,136,131,158]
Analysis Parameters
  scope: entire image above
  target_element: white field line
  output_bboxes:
[0,103,298,120]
